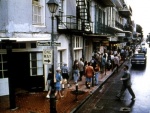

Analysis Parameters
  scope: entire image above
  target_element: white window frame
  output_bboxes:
[0,54,7,78]
[73,36,83,61]
[32,0,45,25]
[30,53,43,76]
[74,36,83,49]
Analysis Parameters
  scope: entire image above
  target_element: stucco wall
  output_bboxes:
[0,0,8,31]
[0,0,56,38]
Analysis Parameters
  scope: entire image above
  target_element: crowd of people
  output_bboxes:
[46,47,134,100]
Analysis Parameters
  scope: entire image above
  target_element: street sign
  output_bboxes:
[37,41,61,46]
[37,41,51,46]
[51,42,61,46]
[43,49,52,64]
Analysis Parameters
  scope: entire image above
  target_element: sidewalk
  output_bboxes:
[0,61,124,113]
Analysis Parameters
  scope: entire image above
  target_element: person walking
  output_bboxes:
[85,62,94,88]
[78,58,84,81]
[114,54,119,72]
[55,68,64,100]
[72,60,79,84]
[46,68,53,98]
[101,54,106,74]
[61,63,69,87]
[116,65,136,100]
[94,63,100,85]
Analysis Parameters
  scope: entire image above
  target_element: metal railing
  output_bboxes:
[56,15,93,33]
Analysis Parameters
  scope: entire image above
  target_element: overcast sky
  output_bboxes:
[129,0,150,38]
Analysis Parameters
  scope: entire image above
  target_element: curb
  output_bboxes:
[70,61,125,113]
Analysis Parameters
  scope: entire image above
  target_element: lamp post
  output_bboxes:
[47,0,58,113]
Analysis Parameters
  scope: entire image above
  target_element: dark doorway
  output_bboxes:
[11,52,30,90]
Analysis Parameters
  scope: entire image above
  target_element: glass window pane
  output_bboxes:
[32,68,37,75]
[0,63,2,69]
[31,43,36,48]
[0,55,1,62]
[37,61,43,67]
[3,63,7,70]
[2,54,7,61]
[32,61,37,67]
[4,71,8,78]
[37,53,42,60]
[31,53,36,60]
[37,67,43,75]
[0,71,2,78]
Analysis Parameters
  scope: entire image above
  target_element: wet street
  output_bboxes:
[75,44,150,113]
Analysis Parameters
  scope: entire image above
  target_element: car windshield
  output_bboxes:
[133,54,144,58]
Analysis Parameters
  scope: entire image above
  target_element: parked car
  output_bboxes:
[131,53,146,67]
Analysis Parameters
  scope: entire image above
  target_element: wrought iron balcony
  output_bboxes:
[119,5,132,18]
[124,24,133,32]
[115,21,124,30]
[95,23,115,35]
[95,0,115,7]
[56,15,93,34]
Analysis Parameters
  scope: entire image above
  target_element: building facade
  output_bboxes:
[0,0,134,96]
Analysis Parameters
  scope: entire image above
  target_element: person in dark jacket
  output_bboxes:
[116,65,135,100]
[46,68,53,98]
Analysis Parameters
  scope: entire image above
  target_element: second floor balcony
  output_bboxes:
[56,15,93,35]
[95,23,115,36]
[119,5,132,18]
[96,0,115,7]
[115,21,124,31]
[124,24,133,32]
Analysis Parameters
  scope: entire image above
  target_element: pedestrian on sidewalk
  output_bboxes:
[116,65,136,100]
[61,63,69,87]
[85,62,94,88]
[46,68,53,98]
[72,60,79,84]
[78,58,84,81]
[107,52,112,71]
[101,54,106,74]
[94,63,100,85]
[55,67,64,99]
[114,54,119,72]
[110,52,114,70]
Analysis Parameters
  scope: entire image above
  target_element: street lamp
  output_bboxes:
[47,0,59,113]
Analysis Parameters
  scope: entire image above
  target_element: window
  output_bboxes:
[12,43,26,49]
[31,43,36,48]
[73,36,83,60]
[30,53,43,76]
[74,36,83,48]
[32,0,45,25]
[0,54,8,78]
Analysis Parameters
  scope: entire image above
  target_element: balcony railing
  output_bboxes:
[56,15,93,34]
[96,0,115,7]
[124,24,133,31]
[115,21,124,30]
[95,23,115,35]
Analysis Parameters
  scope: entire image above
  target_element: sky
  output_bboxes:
[129,0,150,38]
